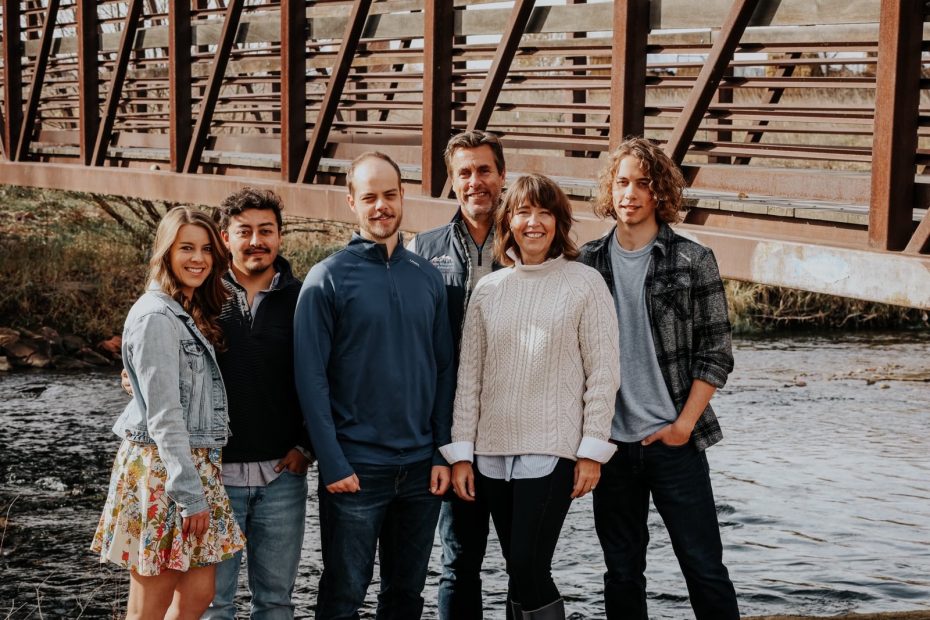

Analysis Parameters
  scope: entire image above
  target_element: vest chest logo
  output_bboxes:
[429,255,456,273]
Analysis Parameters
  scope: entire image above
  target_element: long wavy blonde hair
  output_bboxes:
[148,207,228,347]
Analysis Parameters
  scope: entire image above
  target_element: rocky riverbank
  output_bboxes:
[0,325,120,372]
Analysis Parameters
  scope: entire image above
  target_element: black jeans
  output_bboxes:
[593,441,739,620]
[478,458,575,612]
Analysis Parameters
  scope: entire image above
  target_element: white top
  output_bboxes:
[441,256,620,466]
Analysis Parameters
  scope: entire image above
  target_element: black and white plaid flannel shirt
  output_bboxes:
[578,223,734,450]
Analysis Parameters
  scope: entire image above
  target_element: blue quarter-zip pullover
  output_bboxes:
[294,234,455,486]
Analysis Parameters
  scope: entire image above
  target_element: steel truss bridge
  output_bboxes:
[1,0,929,308]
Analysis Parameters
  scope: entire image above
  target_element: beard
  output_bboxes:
[235,249,275,275]
[461,196,496,220]
[362,214,401,242]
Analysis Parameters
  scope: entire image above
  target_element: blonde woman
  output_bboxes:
[92,207,244,619]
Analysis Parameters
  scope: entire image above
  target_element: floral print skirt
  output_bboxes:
[91,440,245,575]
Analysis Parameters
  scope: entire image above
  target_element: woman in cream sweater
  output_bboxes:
[441,173,620,620]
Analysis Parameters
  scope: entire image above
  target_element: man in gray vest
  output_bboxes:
[407,130,506,619]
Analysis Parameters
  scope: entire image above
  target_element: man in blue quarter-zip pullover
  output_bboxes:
[294,152,455,620]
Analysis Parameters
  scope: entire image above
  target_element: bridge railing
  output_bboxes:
[1,1,930,307]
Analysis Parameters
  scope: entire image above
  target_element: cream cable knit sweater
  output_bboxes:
[450,256,620,461]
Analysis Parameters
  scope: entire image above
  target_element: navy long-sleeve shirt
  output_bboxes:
[294,234,455,486]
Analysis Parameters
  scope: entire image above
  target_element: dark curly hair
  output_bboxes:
[216,187,284,231]
[591,137,685,224]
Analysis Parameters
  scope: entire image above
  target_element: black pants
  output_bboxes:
[593,442,739,619]
[478,458,575,612]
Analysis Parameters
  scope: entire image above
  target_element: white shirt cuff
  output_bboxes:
[439,441,474,464]
[576,436,617,463]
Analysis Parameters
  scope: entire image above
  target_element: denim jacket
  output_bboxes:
[578,223,734,450]
[113,286,229,516]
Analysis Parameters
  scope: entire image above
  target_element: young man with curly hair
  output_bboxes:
[578,137,739,619]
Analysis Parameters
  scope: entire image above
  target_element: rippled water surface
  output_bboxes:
[1,333,929,618]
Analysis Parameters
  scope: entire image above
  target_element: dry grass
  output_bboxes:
[0,186,348,341]
[726,280,929,333]
[0,186,149,341]
[1,186,925,340]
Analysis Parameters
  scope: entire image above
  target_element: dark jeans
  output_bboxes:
[592,441,739,620]
[478,458,575,612]
[437,492,491,619]
[315,459,441,620]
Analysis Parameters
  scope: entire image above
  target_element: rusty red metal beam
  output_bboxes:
[92,0,144,166]
[677,224,930,310]
[904,210,930,255]
[4,158,930,309]
[76,0,98,166]
[168,1,191,172]
[439,0,536,196]
[378,39,414,124]
[683,164,871,204]
[298,0,373,184]
[465,0,535,133]
[17,0,62,162]
[422,0,454,197]
[733,51,800,166]
[2,0,23,160]
[184,0,244,174]
[664,0,761,165]
[280,0,306,183]
[16,0,59,161]
[567,0,589,158]
[869,0,924,251]
[710,68,733,165]
[609,0,648,149]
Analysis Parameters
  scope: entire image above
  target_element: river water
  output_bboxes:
[1,333,928,619]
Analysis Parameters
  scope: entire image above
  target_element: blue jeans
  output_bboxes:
[315,459,441,620]
[593,441,739,620]
[204,470,308,620]
[437,492,491,619]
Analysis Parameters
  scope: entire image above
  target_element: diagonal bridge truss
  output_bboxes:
[1,0,929,308]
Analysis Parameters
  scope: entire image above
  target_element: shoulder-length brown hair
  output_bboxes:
[494,173,578,267]
[591,137,685,224]
[149,206,229,347]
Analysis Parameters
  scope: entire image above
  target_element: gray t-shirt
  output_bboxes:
[609,234,678,442]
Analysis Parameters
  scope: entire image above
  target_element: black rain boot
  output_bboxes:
[507,598,522,620]
[521,598,565,620]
